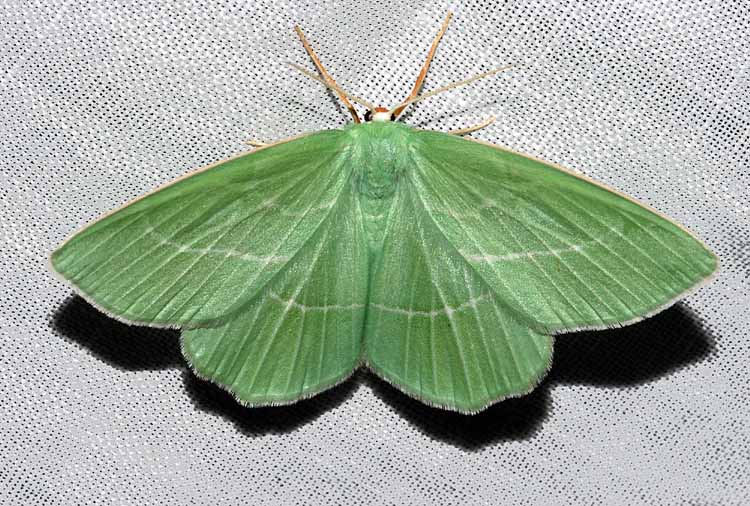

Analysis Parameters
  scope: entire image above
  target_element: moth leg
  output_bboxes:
[447,116,496,136]
[244,139,269,148]
[392,11,453,118]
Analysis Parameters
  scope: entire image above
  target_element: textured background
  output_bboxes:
[1,0,749,504]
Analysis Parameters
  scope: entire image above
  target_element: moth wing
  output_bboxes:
[182,182,368,405]
[51,130,351,327]
[364,182,553,414]
[406,130,717,334]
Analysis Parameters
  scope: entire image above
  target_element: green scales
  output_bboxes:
[52,13,716,413]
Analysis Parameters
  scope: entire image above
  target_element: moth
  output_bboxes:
[51,13,717,414]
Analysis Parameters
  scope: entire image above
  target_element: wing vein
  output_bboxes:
[410,185,473,404]
[170,155,342,320]
[432,160,615,325]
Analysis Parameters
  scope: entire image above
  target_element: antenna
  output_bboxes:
[294,25,364,123]
[389,65,513,116]
[288,63,376,110]
[391,11,454,118]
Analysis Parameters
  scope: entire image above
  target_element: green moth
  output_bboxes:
[51,13,717,414]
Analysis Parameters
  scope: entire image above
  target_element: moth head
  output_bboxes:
[364,107,396,123]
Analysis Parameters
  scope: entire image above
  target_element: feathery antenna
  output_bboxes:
[287,63,376,110]
[294,25,363,123]
[388,65,513,116]
[392,11,454,118]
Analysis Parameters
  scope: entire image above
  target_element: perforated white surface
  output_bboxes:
[2,1,749,504]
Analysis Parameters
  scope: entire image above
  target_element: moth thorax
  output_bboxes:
[356,166,400,199]
[355,145,401,200]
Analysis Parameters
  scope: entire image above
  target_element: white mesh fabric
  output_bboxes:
[1,1,748,504]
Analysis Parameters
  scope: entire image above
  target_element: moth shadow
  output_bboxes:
[52,295,356,433]
[52,295,182,370]
[370,303,714,450]
[53,297,714,443]
[366,373,551,451]
[181,369,360,435]
[550,303,715,386]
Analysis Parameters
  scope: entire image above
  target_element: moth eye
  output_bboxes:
[364,110,373,122]
[390,113,396,121]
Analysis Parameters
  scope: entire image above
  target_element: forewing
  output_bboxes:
[408,130,717,334]
[182,184,368,405]
[364,183,552,414]
[51,130,350,327]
